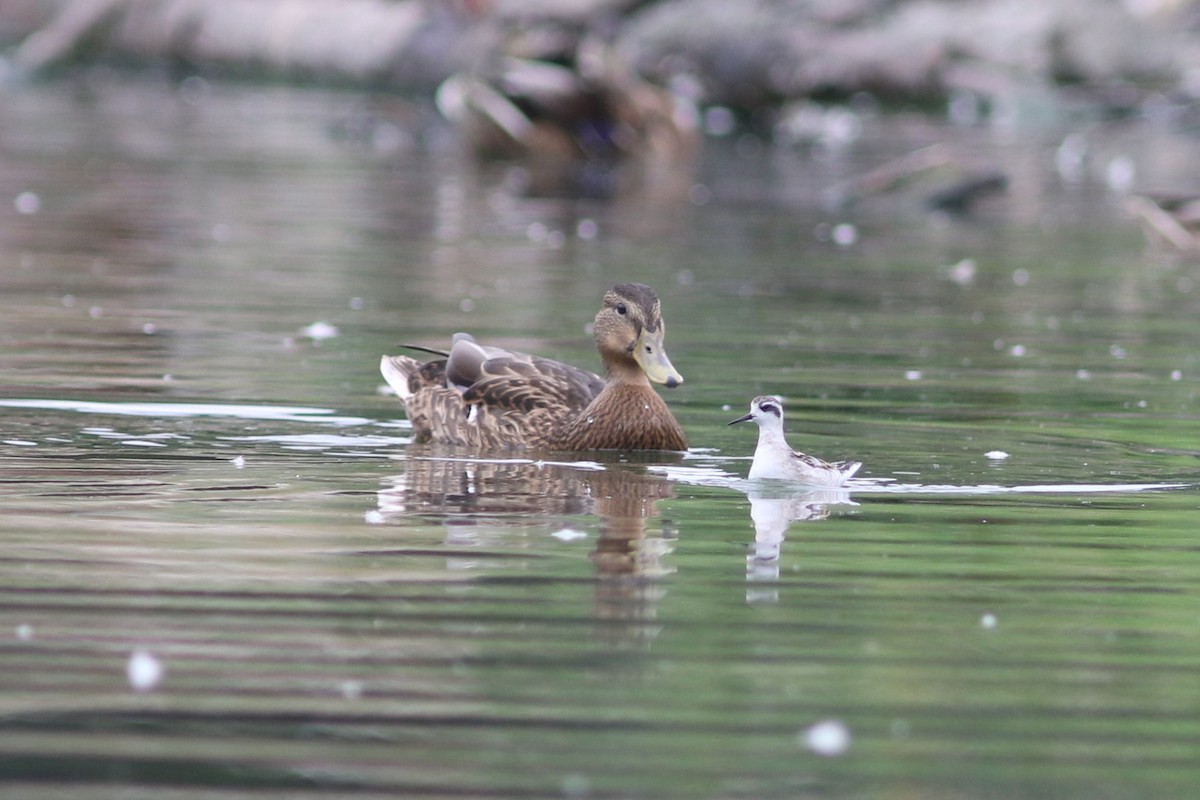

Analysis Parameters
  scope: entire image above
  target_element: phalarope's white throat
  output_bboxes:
[729,395,862,488]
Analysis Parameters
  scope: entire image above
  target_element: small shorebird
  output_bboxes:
[729,395,861,487]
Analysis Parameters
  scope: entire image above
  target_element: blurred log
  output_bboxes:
[10,0,123,73]
[826,144,952,209]
[1126,194,1200,252]
[924,171,1008,214]
[0,0,71,49]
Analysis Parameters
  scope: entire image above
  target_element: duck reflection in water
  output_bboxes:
[375,446,680,643]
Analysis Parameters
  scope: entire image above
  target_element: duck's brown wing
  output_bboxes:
[449,358,595,448]
[463,352,604,413]
[384,337,605,448]
[443,333,604,410]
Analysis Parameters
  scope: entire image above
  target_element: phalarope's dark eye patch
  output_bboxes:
[758,402,781,417]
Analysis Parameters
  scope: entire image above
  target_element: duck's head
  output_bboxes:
[729,395,785,428]
[594,283,683,388]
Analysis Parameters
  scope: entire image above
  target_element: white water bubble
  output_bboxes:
[800,719,851,757]
[127,650,164,692]
[15,191,41,214]
[576,218,598,240]
[981,613,998,630]
[526,221,548,242]
[985,451,1009,460]
[1106,156,1135,193]
[832,223,858,247]
[946,258,976,286]
[301,321,339,341]
[552,528,588,542]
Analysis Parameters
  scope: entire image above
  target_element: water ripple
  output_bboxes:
[0,398,375,426]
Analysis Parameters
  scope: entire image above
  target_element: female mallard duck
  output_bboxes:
[380,283,687,451]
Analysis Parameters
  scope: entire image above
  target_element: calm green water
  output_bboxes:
[2,75,1200,798]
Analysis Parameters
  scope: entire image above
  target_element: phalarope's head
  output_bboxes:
[728,395,785,428]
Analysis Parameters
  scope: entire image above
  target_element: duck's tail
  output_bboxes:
[380,354,422,401]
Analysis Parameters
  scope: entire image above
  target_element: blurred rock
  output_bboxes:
[618,0,1197,115]
[4,0,1199,122]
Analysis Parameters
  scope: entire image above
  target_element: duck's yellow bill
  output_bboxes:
[633,328,683,388]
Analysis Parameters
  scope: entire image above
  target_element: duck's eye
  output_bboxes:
[616,303,627,316]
